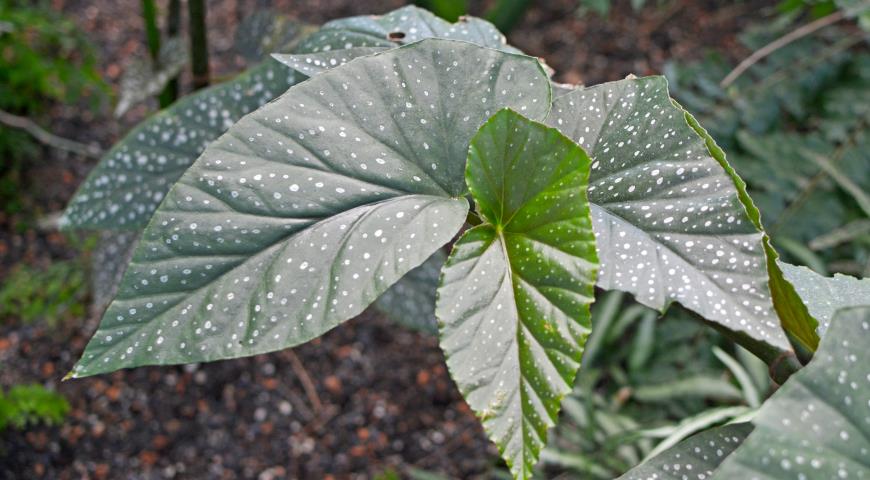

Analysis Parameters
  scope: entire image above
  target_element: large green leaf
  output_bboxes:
[617,423,753,480]
[62,6,519,232]
[711,306,870,478]
[69,39,552,378]
[544,76,790,356]
[685,111,821,358]
[61,59,303,230]
[778,261,870,336]
[437,109,598,479]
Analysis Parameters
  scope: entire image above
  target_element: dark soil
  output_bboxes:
[0,1,774,478]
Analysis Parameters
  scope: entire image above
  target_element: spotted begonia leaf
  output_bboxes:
[292,5,517,56]
[69,39,552,378]
[62,6,519,232]
[544,76,790,356]
[272,47,389,76]
[778,261,870,337]
[617,423,753,480]
[61,59,302,230]
[372,250,445,334]
[711,306,870,479]
[273,6,520,78]
[437,109,598,479]
[683,109,820,357]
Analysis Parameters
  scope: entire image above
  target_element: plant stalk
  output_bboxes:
[187,0,210,90]
[158,0,182,107]
[141,0,161,62]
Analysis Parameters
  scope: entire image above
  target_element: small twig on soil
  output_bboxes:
[0,109,102,158]
[285,349,323,414]
[720,10,846,88]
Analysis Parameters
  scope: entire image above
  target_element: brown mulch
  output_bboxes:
[0,1,775,478]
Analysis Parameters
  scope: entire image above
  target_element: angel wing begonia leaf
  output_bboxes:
[437,109,598,479]
[545,76,791,357]
[69,39,551,378]
[711,306,870,479]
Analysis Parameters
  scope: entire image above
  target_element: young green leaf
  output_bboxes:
[617,423,753,480]
[545,76,790,357]
[69,39,552,378]
[711,306,870,478]
[437,109,598,479]
[778,261,870,336]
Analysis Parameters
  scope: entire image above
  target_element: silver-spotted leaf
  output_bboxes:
[62,6,520,232]
[275,6,520,78]
[545,76,789,353]
[437,109,598,479]
[617,423,753,480]
[62,59,302,230]
[712,306,870,479]
[778,261,870,337]
[293,5,516,55]
[273,47,388,76]
[70,39,552,378]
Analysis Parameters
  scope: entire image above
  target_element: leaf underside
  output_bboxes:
[617,423,753,480]
[778,261,870,337]
[712,306,870,479]
[545,76,790,352]
[70,39,551,378]
[437,109,598,479]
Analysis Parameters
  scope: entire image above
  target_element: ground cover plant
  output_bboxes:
[58,5,869,479]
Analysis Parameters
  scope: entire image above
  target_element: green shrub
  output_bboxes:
[0,384,69,431]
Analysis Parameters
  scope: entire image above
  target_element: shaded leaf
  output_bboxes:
[372,250,445,334]
[62,59,303,230]
[90,231,138,313]
[234,12,310,62]
[70,39,551,378]
[617,423,753,480]
[545,76,790,356]
[114,36,188,117]
[712,306,870,479]
[437,109,598,479]
[632,375,744,403]
[778,261,870,336]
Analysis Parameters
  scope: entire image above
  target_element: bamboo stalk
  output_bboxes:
[187,0,210,90]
